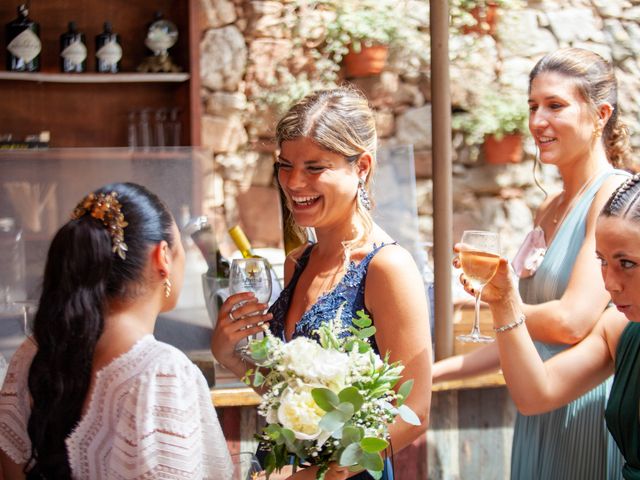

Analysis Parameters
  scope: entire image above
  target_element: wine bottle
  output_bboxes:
[60,21,87,73]
[95,21,122,73]
[228,225,283,300]
[5,4,41,72]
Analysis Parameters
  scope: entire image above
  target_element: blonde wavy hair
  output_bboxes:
[275,87,378,257]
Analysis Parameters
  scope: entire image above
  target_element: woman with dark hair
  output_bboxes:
[212,87,432,479]
[458,172,640,479]
[0,183,232,479]
[434,47,633,479]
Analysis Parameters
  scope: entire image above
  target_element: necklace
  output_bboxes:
[552,169,605,225]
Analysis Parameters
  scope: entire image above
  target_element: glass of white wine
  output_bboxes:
[457,230,501,343]
[228,258,272,350]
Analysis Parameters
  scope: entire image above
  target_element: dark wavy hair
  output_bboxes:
[25,182,175,478]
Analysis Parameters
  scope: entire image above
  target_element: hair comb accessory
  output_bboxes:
[72,192,129,260]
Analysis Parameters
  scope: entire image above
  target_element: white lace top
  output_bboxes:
[0,335,233,480]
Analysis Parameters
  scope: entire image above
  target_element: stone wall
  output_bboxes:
[198,0,640,259]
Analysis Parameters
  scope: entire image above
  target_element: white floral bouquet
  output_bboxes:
[243,308,419,479]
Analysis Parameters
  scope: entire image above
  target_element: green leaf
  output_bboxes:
[353,310,372,328]
[396,379,414,406]
[252,369,265,387]
[340,442,363,466]
[357,326,377,339]
[398,404,421,426]
[265,424,281,440]
[368,469,383,480]
[335,401,355,420]
[319,409,348,433]
[341,426,364,446]
[280,428,297,450]
[360,451,384,472]
[338,386,364,412]
[264,450,276,473]
[360,437,389,453]
[312,388,340,412]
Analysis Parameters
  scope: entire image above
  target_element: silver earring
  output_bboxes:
[358,178,371,211]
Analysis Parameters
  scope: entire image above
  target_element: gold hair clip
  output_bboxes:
[72,192,129,260]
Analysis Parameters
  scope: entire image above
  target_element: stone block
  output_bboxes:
[414,149,432,179]
[200,26,247,91]
[394,105,432,150]
[202,115,248,153]
[205,91,248,117]
[247,38,293,86]
[200,0,237,29]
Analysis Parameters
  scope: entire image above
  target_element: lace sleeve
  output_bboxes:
[0,339,36,464]
[109,354,233,480]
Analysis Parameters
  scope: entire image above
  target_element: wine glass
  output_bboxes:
[228,258,272,350]
[231,452,263,480]
[456,230,501,343]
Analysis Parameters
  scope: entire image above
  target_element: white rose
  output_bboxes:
[277,384,326,440]
[281,337,349,390]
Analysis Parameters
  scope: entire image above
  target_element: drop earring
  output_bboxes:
[358,178,371,211]
[163,278,172,298]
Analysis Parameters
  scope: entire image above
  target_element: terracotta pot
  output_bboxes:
[463,2,499,36]
[483,133,523,164]
[342,44,389,78]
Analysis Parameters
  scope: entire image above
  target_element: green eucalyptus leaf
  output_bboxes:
[367,469,383,480]
[398,404,421,426]
[252,370,265,387]
[312,388,340,412]
[336,401,355,421]
[319,409,347,433]
[396,379,414,406]
[341,426,364,446]
[360,437,389,453]
[360,451,384,472]
[339,442,363,466]
[338,386,364,412]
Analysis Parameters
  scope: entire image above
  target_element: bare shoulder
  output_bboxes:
[283,243,311,282]
[587,173,631,220]
[367,243,418,277]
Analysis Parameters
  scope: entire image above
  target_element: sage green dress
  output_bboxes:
[511,169,627,480]
[605,322,640,480]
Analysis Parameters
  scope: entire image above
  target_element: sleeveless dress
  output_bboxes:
[0,335,233,479]
[268,242,395,480]
[511,169,628,480]
[605,322,640,480]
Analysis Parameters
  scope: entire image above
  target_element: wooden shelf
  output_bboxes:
[0,71,190,83]
[0,147,195,161]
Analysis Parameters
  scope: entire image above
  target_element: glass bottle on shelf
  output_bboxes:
[5,4,41,72]
[0,218,26,308]
[60,21,87,73]
[95,21,122,73]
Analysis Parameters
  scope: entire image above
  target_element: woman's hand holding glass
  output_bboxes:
[211,259,273,365]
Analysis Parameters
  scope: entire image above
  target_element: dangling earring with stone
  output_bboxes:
[358,178,371,211]
[163,278,172,298]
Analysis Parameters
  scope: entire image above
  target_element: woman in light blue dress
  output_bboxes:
[434,48,633,479]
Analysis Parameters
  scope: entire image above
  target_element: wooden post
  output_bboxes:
[430,0,454,360]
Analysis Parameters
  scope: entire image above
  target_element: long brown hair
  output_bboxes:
[529,48,632,170]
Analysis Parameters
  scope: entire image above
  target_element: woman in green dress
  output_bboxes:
[458,172,640,479]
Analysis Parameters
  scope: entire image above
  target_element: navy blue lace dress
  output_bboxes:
[266,242,395,480]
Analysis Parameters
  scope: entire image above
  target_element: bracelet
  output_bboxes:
[494,313,526,333]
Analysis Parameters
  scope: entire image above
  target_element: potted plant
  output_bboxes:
[450,0,524,36]
[453,88,529,164]
[297,0,427,78]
